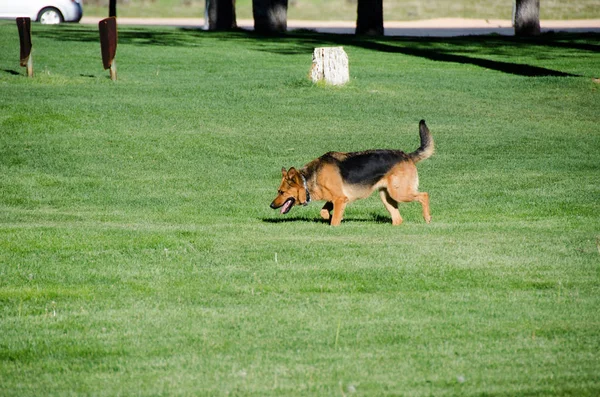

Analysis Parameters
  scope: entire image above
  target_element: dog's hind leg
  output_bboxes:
[387,188,431,224]
[415,192,431,224]
[330,199,348,226]
[320,202,333,220]
[379,190,402,226]
[385,165,431,224]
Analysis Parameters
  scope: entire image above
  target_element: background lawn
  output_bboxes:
[80,0,600,21]
[0,22,599,396]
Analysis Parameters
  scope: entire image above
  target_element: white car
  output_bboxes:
[0,0,83,24]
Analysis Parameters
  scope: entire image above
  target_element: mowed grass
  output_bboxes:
[1,22,599,396]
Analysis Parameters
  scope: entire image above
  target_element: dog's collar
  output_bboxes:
[301,174,311,205]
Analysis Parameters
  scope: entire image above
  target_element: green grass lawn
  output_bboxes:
[82,0,600,21]
[1,22,599,396]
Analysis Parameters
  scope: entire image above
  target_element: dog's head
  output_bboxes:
[270,167,308,214]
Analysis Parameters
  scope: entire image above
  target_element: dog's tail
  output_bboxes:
[408,120,434,163]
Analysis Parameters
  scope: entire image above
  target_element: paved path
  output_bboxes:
[81,17,600,36]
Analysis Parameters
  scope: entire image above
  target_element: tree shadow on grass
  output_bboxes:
[193,29,598,77]
[32,25,201,46]
[347,39,578,77]
[247,31,590,77]
[30,25,599,78]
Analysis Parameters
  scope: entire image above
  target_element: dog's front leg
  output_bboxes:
[320,202,333,220]
[330,199,347,226]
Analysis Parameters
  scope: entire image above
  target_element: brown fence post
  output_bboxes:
[16,17,33,77]
[99,17,118,81]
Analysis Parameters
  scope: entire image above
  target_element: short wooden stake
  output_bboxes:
[16,17,33,77]
[99,17,118,81]
[310,47,349,86]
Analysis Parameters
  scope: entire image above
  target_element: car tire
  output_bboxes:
[38,7,64,24]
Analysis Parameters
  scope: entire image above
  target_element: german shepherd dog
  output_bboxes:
[270,120,434,226]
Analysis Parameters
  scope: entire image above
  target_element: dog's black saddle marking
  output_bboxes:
[323,150,408,186]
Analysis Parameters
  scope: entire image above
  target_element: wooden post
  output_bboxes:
[16,17,33,77]
[109,0,117,18]
[99,17,118,81]
[310,47,349,86]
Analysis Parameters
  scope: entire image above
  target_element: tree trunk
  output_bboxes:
[514,0,540,36]
[217,0,236,29]
[253,0,288,34]
[205,0,237,30]
[356,0,383,36]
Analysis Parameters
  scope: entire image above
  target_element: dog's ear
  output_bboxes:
[287,167,307,203]
[286,167,307,203]
[281,167,287,178]
[287,167,298,180]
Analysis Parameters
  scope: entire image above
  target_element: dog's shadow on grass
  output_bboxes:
[261,213,391,225]
[2,69,21,76]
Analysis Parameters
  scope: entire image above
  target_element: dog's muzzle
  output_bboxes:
[271,197,295,214]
